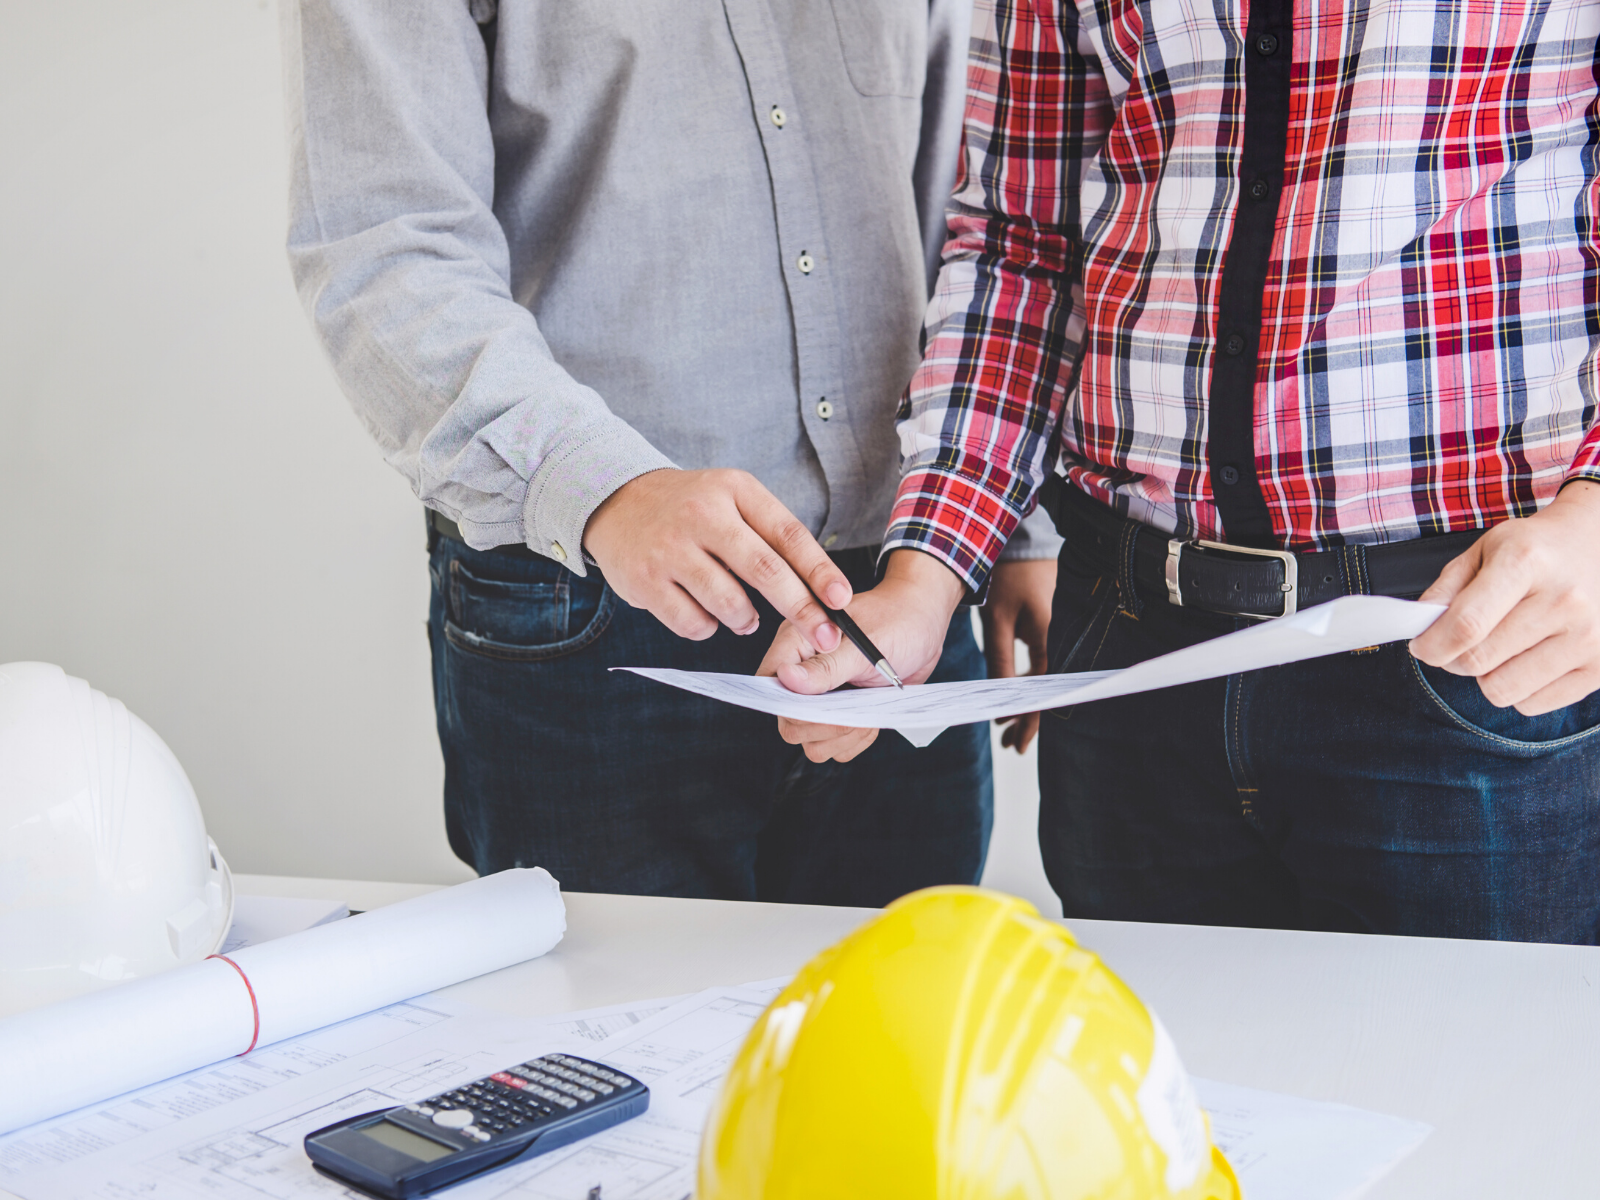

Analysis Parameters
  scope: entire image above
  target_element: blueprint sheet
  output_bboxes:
[0,988,689,1200]
[618,595,1445,747]
[1195,1079,1431,1200]
[0,979,1428,1200]
[450,989,1433,1200]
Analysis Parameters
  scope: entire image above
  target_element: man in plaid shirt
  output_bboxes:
[765,0,1600,941]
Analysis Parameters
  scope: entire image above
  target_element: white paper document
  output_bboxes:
[445,987,781,1200]
[1194,1077,1433,1200]
[619,595,1444,745]
[0,989,678,1200]
[0,981,1429,1200]
[453,991,1433,1200]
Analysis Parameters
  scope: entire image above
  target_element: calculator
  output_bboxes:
[304,1053,649,1198]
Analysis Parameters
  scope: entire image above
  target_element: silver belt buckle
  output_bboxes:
[1165,539,1299,619]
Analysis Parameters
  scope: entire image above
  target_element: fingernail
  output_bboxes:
[737,618,760,636]
[825,583,851,608]
[818,622,839,650]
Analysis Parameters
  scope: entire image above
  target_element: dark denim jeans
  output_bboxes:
[427,529,992,903]
[1039,530,1600,943]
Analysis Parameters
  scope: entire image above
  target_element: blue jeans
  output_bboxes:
[1039,530,1600,943]
[427,527,992,903]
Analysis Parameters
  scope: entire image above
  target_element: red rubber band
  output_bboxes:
[208,953,260,1055]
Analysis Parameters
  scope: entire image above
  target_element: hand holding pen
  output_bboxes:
[760,549,969,762]
[820,604,904,690]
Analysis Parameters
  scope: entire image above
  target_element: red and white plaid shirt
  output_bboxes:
[885,0,1600,593]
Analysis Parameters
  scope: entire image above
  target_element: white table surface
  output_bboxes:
[134,875,1600,1196]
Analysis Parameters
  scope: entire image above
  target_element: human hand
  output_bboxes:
[583,468,850,647]
[1410,480,1600,715]
[982,558,1056,754]
[755,549,967,762]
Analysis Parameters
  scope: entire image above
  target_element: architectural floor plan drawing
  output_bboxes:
[0,991,677,1200]
[0,1001,453,1184]
[113,1088,402,1200]
[0,979,1429,1200]
[448,987,784,1200]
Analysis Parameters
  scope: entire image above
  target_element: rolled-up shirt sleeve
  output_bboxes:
[909,0,1061,571]
[883,0,1110,593]
[282,0,673,569]
[1567,409,1600,487]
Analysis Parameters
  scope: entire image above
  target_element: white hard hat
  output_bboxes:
[0,662,233,1019]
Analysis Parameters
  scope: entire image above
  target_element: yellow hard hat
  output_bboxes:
[698,886,1239,1200]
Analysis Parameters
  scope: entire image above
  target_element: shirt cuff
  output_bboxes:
[1563,432,1600,491]
[521,417,677,575]
[879,462,1026,598]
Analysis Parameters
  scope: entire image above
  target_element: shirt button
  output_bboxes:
[1255,32,1279,56]
[770,105,787,127]
[823,534,838,548]
[1224,333,1246,356]
[1220,465,1241,486]
[815,399,834,419]
[797,252,814,274]
[550,542,568,562]
[1248,178,1270,201]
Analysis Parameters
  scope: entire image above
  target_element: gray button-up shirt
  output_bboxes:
[283,0,1056,573]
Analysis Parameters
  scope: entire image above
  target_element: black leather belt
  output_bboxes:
[426,509,544,559]
[1041,476,1483,618]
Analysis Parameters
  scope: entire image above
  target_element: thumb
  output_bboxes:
[776,642,869,695]
[757,619,816,679]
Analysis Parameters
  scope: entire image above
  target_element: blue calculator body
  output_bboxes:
[304,1053,648,1198]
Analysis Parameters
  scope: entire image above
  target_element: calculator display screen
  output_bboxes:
[359,1120,459,1163]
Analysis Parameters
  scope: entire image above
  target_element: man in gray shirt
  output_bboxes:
[282,0,1058,901]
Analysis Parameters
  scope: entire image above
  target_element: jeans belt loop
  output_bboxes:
[1340,543,1370,596]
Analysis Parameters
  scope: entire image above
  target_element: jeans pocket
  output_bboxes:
[1045,551,1118,677]
[443,556,613,662]
[1408,656,1600,752]
[828,0,926,97]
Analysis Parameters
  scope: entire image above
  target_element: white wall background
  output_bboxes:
[0,0,1060,917]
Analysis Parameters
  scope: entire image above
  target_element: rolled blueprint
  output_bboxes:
[0,867,565,1135]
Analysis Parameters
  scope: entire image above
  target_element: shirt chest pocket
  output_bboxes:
[828,0,926,98]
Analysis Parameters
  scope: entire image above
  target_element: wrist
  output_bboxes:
[581,468,675,557]
[1553,477,1600,512]
[882,548,966,620]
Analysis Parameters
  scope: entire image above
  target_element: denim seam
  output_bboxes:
[1046,581,1119,725]
[1407,655,1600,751]
[443,588,616,662]
[1225,672,1259,825]
[1116,521,1143,618]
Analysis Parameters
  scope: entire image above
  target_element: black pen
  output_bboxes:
[823,605,904,690]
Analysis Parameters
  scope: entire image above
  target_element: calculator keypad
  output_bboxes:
[406,1054,641,1144]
